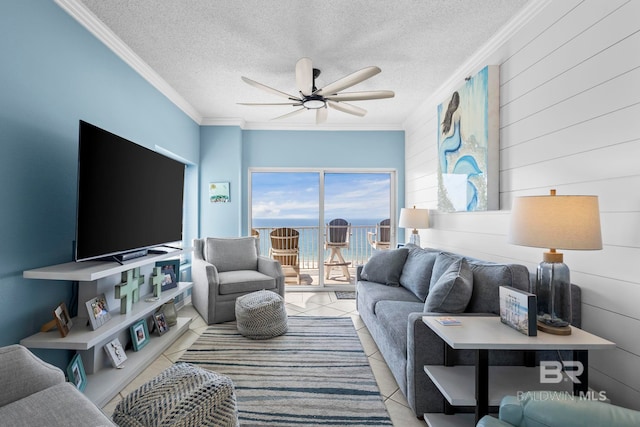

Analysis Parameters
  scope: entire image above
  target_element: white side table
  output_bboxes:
[422,316,615,426]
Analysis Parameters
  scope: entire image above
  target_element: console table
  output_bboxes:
[422,316,615,426]
[21,249,193,407]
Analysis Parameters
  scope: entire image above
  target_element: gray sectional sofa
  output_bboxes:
[356,244,581,417]
[0,344,115,426]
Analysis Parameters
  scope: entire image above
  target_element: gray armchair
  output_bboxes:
[192,237,285,324]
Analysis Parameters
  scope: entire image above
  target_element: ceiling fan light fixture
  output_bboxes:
[302,95,326,109]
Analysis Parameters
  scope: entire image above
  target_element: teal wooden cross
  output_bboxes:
[150,266,163,298]
[115,269,140,314]
[133,267,144,303]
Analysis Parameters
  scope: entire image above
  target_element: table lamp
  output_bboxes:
[399,206,429,247]
[508,190,602,335]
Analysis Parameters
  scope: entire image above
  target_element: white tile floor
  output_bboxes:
[102,292,427,427]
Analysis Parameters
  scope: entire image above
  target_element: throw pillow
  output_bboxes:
[360,248,409,286]
[399,247,438,301]
[424,258,473,313]
[429,252,463,289]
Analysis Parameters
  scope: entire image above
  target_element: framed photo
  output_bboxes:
[155,259,180,291]
[104,338,127,368]
[499,286,537,336]
[53,302,73,337]
[85,294,111,330]
[67,353,86,392]
[153,312,170,336]
[209,181,230,203]
[130,318,150,351]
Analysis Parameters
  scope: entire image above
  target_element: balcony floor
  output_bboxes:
[284,266,357,287]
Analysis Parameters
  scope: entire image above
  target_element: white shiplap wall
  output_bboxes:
[403,0,640,409]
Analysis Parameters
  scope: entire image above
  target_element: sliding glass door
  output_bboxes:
[250,169,395,290]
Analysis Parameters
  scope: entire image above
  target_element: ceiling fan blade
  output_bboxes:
[324,90,395,101]
[271,108,307,121]
[316,66,381,96]
[296,57,313,96]
[327,100,367,117]
[316,107,328,124]
[241,76,299,100]
[238,102,302,106]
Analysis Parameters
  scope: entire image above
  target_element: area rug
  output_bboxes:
[179,316,392,426]
[335,291,356,300]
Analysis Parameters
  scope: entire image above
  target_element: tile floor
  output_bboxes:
[102,291,427,427]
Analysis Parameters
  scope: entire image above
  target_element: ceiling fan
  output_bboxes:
[239,57,395,124]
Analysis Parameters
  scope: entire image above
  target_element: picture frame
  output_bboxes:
[85,294,111,330]
[209,181,230,203]
[155,259,180,291]
[130,318,150,351]
[103,338,127,368]
[53,302,73,337]
[67,353,86,392]
[499,286,537,336]
[152,311,170,336]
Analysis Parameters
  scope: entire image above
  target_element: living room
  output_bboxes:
[1,0,638,426]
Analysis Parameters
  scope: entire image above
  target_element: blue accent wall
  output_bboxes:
[0,1,199,365]
[199,128,405,238]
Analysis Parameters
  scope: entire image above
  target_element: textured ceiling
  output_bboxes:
[76,0,530,128]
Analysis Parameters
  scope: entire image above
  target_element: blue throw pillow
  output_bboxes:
[399,247,439,301]
[361,248,409,287]
[424,258,473,313]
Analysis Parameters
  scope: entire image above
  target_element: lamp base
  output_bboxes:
[537,320,572,335]
[408,232,420,247]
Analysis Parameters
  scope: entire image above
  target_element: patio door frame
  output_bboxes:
[248,167,397,291]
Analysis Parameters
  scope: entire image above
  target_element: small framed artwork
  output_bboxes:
[499,286,537,336]
[54,302,73,337]
[67,353,86,392]
[153,312,170,336]
[104,338,127,369]
[155,259,180,291]
[130,318,150,351]
[85,294,111,330]
[209,181,230,203]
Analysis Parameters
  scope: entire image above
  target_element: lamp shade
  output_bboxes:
[399,207,430,229]
[508,193,602,250]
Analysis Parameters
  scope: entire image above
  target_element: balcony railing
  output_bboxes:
[252,224,390,269]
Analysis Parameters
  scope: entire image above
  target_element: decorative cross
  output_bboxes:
[150,266,163,298]
[133,267,144,303]
[115,269,140,314]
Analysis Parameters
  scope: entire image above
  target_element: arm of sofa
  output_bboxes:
[257,256,285,297]
[477,415,513,427]
[0,345,65,407]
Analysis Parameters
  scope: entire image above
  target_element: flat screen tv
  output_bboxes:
[75,120,185,262]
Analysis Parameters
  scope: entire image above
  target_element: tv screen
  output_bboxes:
[75,121,185,262]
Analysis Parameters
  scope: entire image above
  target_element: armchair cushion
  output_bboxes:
[205,237,258,272]
[218,270,277,295]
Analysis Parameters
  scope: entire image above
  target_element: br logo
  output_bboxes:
[540,361,584,384]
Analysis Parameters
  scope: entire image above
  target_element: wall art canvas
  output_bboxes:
[209,182,230,203]
[437,65,499,212]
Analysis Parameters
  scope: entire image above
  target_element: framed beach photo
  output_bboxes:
[153,312,170,336]
[130,318,150,351]
[104,338,127,368]
[155,259,180,291]
[85,294,111,330]
[67,353,86,392]
[499,286,537,336]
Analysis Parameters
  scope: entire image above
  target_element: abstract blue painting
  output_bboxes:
[437,65,499,212]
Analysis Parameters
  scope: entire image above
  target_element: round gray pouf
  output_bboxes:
[235,290,288,339]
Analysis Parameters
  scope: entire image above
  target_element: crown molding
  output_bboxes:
[403,0,551,130]
[55,0,203,124]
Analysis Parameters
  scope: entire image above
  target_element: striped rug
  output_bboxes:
[179,316,393,426]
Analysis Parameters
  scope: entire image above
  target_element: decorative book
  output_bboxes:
[499,286,537,336]
[435,317,461,326]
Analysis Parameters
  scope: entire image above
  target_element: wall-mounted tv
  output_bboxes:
[75,120,185,262]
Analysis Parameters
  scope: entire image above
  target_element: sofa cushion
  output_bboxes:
[466,262,528,315]
[206,237,258,272]
[400,247,439,302]
[374,300,425,356]
[424,258,473,313]
[357,280,420,315]
[218,270,276,295]
[429,252,463,289]
[360,248,409,286]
